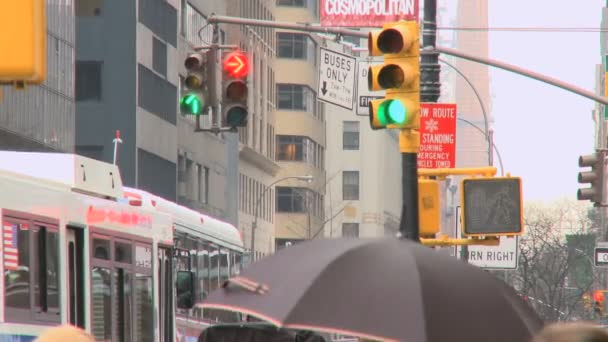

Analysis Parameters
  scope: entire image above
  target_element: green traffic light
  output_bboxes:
[377,99,407,126]
[180,94,202,115]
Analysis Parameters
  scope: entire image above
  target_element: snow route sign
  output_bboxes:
[418,103,457,169]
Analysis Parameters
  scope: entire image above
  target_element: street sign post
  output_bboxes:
[595,246,608,267]
[455,206,519,270]
[318,47,356,110]
[418,103,457,168]
[356,58,384,116]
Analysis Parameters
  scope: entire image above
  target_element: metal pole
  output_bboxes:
[209,24,220,130]
[421,0,441,103]
[400,153,419,241]
[398,0,439,242]
[208,15,368,39]
[432,46,608,106]
[207,15,608,107]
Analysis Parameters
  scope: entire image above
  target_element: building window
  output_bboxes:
[152,37,167,77]
[343,121,360,150]
[277,84,316,112]
[276,187,307,213]
[342,223,359,238]
[76,61,102,101]
[276,135,322,167]
[278,33,305,59]
[76,0,103,16]
[277,0,305,6]
[343,171,359,200]
[277,32,317,64]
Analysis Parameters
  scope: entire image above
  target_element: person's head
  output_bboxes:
[531,322,608,342]
[35,325,95,342]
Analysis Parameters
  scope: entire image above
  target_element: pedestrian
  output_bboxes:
[531,322,608,342]
[35,324,96,342]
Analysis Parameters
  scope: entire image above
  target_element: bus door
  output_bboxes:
[66,226,85,328]
[158,246,173,342]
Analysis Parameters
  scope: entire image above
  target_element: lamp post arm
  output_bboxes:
[251,176,311,261]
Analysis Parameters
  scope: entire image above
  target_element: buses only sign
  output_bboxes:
[418,103,457,169]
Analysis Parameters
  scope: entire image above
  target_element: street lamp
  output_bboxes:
[250,175,313,262]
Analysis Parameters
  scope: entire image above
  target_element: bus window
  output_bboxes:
[231,252,242,277]
[91,267,112,341]
[208,245,220,293]
[4,219,61,324]
[219,248,230,286]
[34,227,60,318]
[4,222,31,321]
[135,244,154,342]
[198,244,210,301]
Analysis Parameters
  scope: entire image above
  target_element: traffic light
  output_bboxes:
[180,52,207,115]
[0,0,46,85]
[221,51,249,128]
[419,179,440,237]
[367,21,420,130]
[461,177,523,236]
[594,291,604,317]
[577,151,606,205]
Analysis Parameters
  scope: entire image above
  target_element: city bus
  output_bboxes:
[124,187,246,341]
[0,151,245,341]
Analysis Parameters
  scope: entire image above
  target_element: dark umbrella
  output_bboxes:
[201,238,544,342]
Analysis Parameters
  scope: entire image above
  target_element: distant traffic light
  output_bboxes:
[0,0,46,84]
[418,179,440,237]
[594,291,604,317]
[461,177,523,236]
[577,151,607,206]
[221,51,249,128]
[367,21,420,130]
[180,52,207,115]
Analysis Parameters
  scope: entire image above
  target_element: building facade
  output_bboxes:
[76,0,236,223]
[226,0,280,258]
[0,0,75,152]
[273,0,327,250]
[322,39,401,240]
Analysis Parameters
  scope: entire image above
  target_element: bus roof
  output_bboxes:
[124,187,244,251]
[0,151,123,199]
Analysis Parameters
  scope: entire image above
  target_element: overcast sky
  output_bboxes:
[486,0,603,202]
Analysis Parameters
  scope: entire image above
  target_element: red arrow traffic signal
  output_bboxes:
[223,51,249,78]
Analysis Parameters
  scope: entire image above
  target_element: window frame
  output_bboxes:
[342,171,360,200]
[2,210,61,325]
[343,121,360,150]
[89,227,154,342]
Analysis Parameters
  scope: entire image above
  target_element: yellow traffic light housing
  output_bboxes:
[419,179,440,237]
[0,0,46,85]
[460,176,524,237]
[367,21,420,130]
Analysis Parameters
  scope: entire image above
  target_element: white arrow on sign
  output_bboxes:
[318,47,356,110]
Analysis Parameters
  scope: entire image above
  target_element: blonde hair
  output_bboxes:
[531,322,608,342]
[35,325,95,342]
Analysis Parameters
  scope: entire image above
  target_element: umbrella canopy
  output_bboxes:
[201,238,544,342]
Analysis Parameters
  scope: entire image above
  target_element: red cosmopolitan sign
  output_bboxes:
[320,0,419,27]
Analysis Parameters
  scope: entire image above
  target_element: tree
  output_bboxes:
[507,198,599,322]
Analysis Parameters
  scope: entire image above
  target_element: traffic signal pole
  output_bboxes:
[397,0,441,243]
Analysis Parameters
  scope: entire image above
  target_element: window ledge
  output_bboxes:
[239,144,280,176]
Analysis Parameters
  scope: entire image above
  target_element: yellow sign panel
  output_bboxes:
[0,0,46,83]
[418,179,440,237]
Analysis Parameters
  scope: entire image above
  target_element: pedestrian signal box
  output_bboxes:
[419,179,440,237]
[461,177,523,237]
